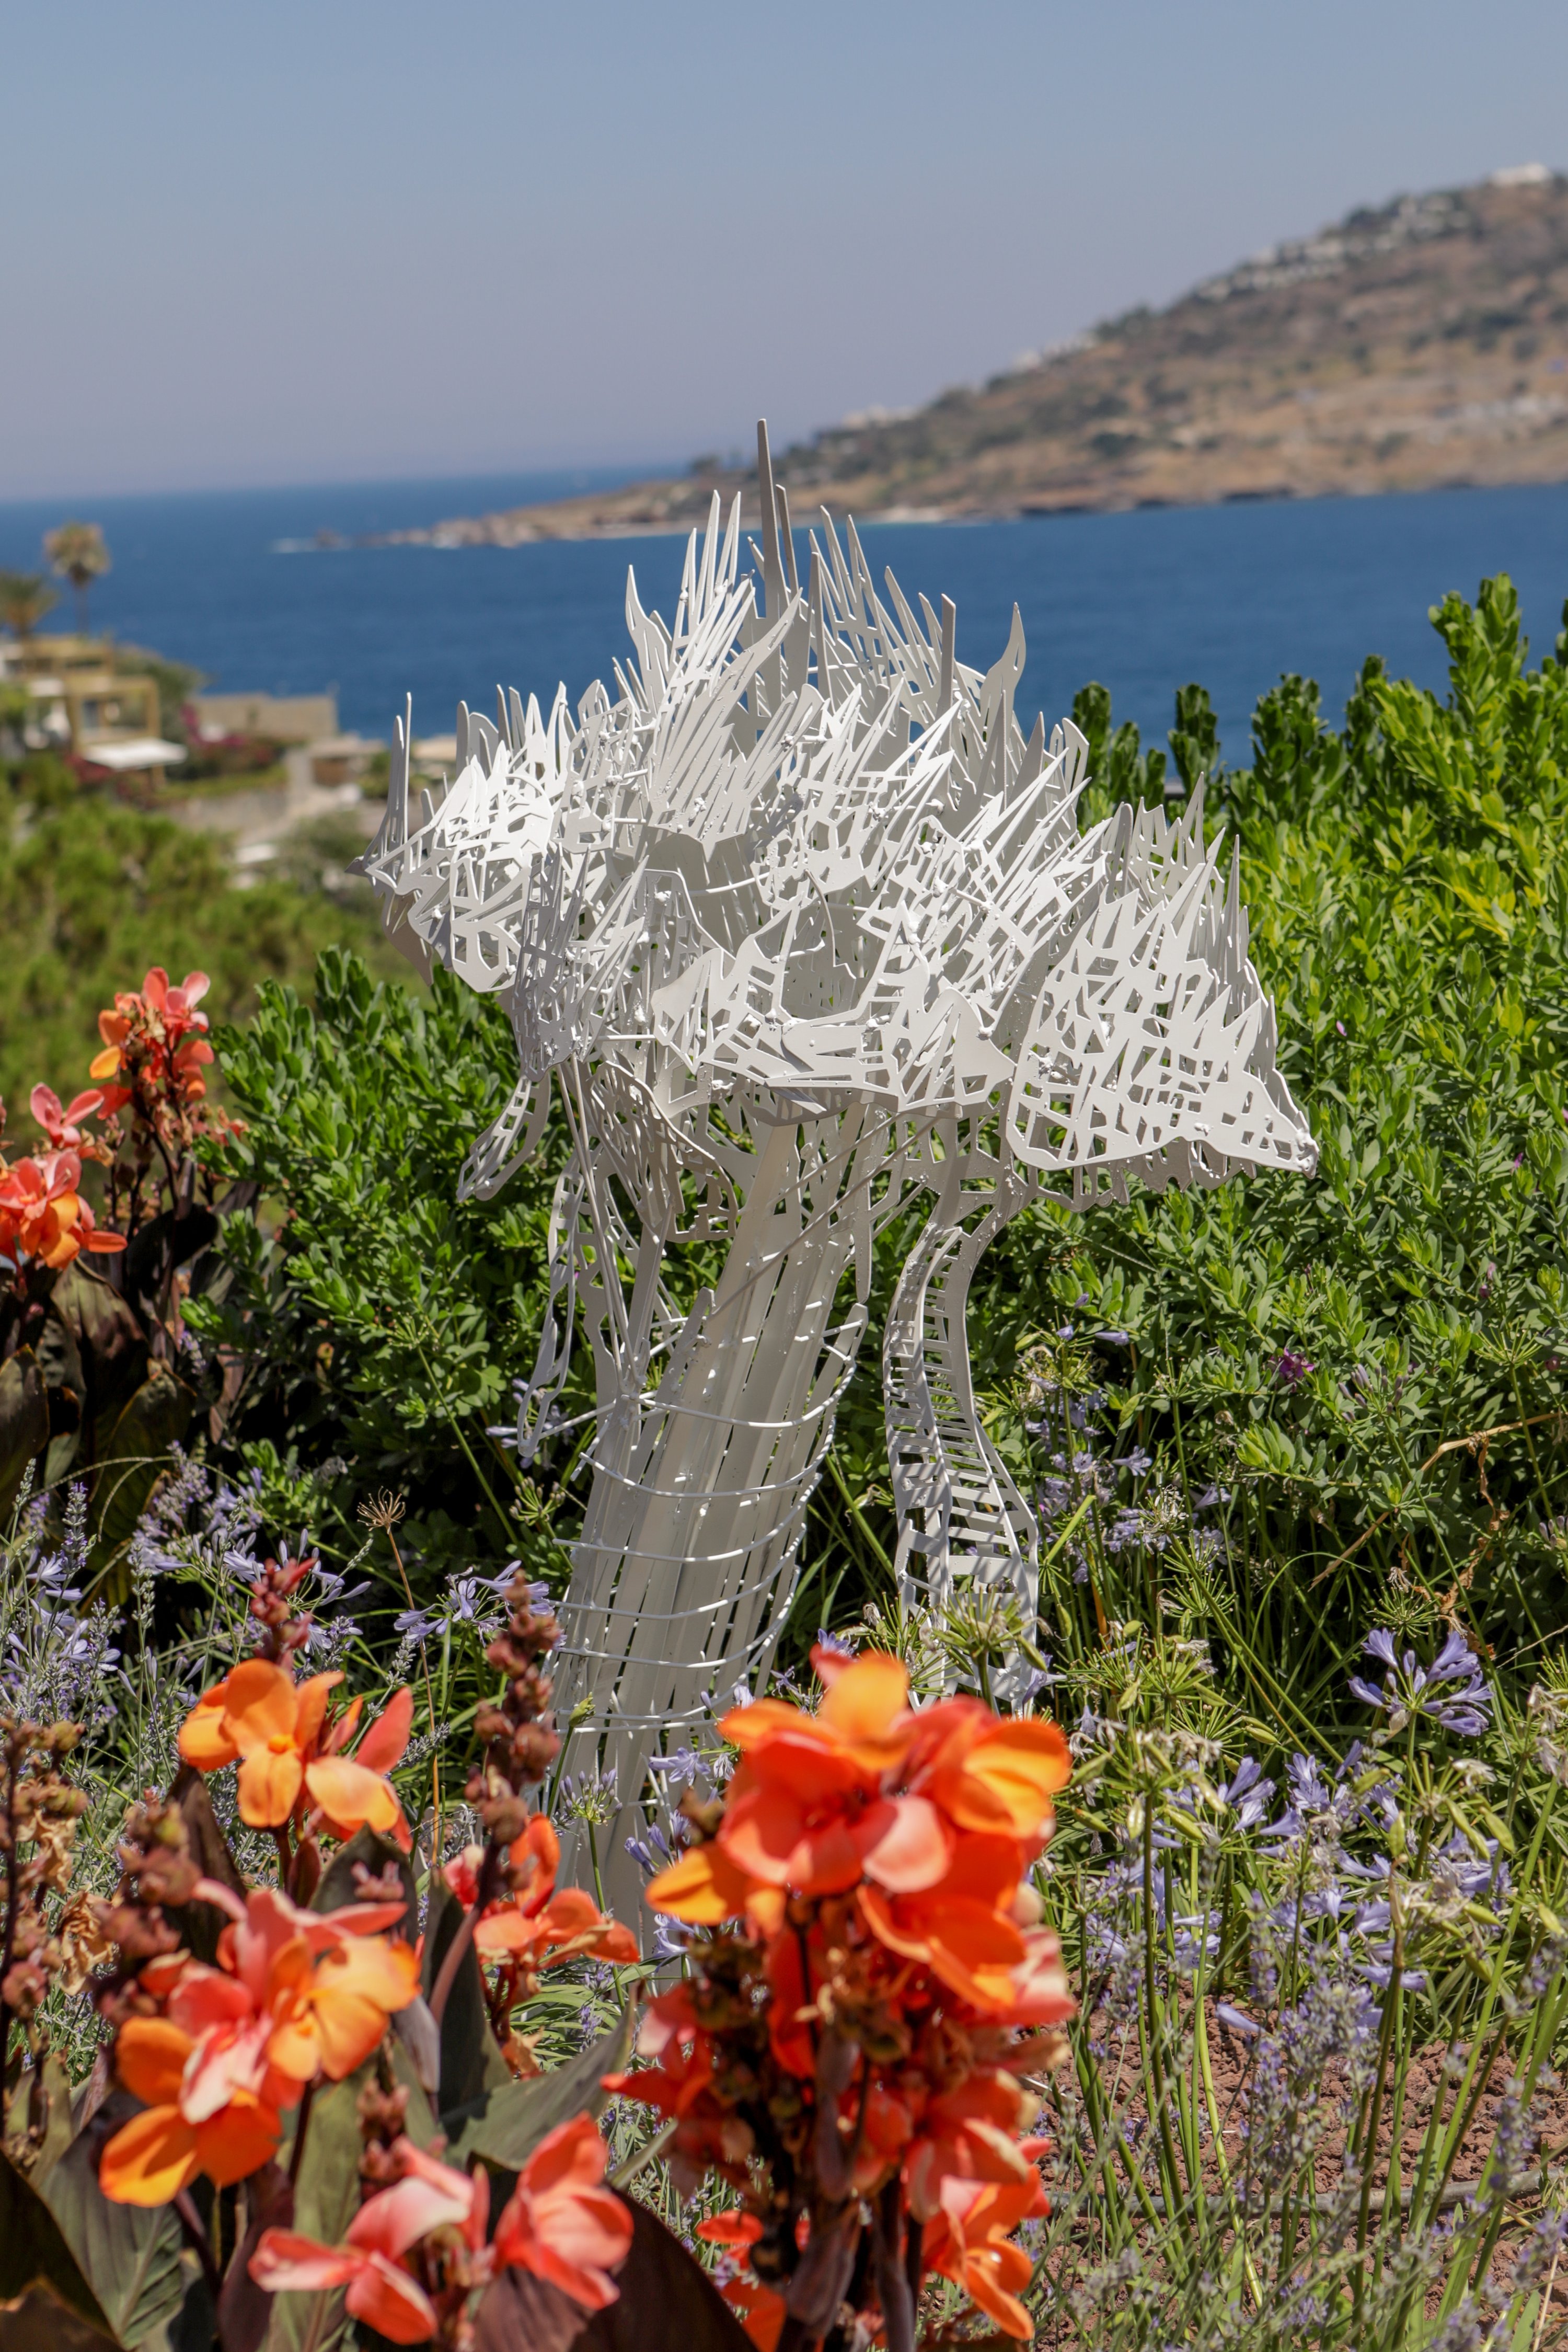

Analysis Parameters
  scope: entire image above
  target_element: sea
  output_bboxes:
[3,468,1566,763]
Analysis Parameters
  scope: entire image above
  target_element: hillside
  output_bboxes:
[392,167,1568,542]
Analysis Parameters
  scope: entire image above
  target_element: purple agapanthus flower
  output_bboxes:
[1219,1757,1276,1832]
[1349,1627,1493,1736]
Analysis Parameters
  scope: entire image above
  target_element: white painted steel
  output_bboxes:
[355,423,1316,1907]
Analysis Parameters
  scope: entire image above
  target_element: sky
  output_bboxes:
[6,0,1567,499]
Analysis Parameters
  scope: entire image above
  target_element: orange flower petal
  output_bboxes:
[858,1793,953,1893]
[859,1888,1026,2007]
[238,1743,305,1827]
[354,1684,414,1774]
[744,1884,787,1937]
[248,2230,364,2293]
[308,1938,419,2077]
[816,1649,909,1743]
[304,1756,399,1833]
[99,2105,200,2206]
[645,1841,754,1923]
[722,1723,863,1806]
[718,1785,809,1888]
[116,2016,193,2106]
[223,1658,300,1751]
[192,2092,282,2187]
[179,1686,239,1771]
[309,1992,394,2082]
[292,1669,345,1758]
[346,2252,443,2342]
[264,2015,322,2089]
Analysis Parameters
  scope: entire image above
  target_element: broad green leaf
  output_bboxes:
[444,2009,631,2172]
[168,1766,247,1964]
[312,1825,417,1941]
[92,1364,198,1556]
[33,2110,187,2348]
[0,2146,114,2338]
[0,1348,49,1517]
[423,1881,512,2119]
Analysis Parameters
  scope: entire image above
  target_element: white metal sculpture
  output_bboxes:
[356,423,1316,1905]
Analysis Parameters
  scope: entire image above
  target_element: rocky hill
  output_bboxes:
[390,167,1568,542]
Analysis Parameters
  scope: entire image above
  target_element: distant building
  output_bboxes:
[190,691,338,744]
[4,633,185,779]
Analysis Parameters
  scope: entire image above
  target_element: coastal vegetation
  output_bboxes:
[2,576,1567,2348]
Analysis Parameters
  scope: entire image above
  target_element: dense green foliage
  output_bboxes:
[825,582,1568,1724]
[191,950,573,1585]
[0,777,399,1118]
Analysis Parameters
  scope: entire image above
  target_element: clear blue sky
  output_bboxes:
[6,0,1566,498]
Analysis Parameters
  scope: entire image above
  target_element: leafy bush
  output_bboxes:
[956,576,1568,1735]
[0,787,403,1116]
[190,950,573,1588]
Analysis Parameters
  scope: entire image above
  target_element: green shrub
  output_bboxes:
[0,789,403,1118]
[191,949,574,1587]
[963,577,1568,1733]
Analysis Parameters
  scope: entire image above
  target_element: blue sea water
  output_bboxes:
[2,470,1566,762]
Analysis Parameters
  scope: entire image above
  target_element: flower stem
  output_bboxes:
[174,2188,223,2303]
[287,2078,317,2187]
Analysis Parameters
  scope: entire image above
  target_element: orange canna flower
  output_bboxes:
[0,1150,125,1270]
[248,2233,438,2345]
[204,1878,419,2093]
[491,2115,635,2312]
[178,1660,414,1844]
[91,967,214,1101]
[476,1883,639,1971]
[251,2139,486,2343]
[443,1814,557,1918]
[31,1085,105,1151]
[99,1883,417,2206]
[625,1640,1075,2346]
[99,2014,283,2205]
[457,1819,639,1974]
[649,1649,947,1917]
[909,1697,1073,1846]
[905,2076,1044,2221]
[641,1832,761,1926]
[251,2120,631,2339]
[921,2171,1050,2341]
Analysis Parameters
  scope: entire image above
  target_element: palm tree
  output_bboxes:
[0,571,58,648]
[43,521,111,635]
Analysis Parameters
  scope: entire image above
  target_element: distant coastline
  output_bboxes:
[371,169,1568,552]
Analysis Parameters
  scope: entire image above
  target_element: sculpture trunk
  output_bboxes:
[555,1114,871,1914]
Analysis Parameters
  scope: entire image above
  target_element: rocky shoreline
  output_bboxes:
[373,170,1568,548]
